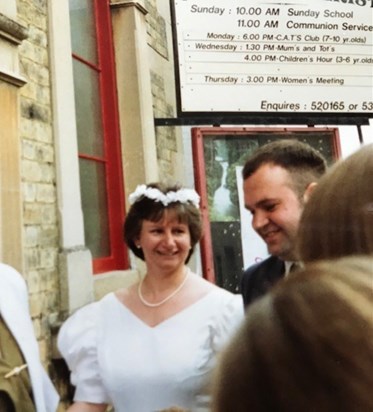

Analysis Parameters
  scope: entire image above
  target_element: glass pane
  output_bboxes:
[79,158,110,258]
[204,136,259,293]
[204,137,258,222]
[69,0,98,63]
[73,59,104,157]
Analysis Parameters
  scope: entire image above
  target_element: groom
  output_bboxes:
[240,139,327,307]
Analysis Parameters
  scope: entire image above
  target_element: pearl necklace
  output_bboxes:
[138,268,190,308]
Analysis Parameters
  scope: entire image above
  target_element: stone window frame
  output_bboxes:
[48,0,94,313]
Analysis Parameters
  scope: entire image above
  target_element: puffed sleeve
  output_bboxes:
[212,292,244,351]
[58,303,110,404]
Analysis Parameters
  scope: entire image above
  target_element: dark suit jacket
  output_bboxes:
[240,256,285,308]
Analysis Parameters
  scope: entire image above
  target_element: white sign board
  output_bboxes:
[172,0,373,114]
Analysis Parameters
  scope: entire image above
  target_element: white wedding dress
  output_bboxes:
[58,288,244,411]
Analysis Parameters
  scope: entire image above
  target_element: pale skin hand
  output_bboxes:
[67,402,108,412]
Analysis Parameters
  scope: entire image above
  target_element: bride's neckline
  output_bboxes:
[138,268,191,308]
[112,287,217,329]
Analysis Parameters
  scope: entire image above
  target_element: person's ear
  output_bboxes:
[303,182,318,203]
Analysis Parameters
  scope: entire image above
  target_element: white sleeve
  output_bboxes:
[212,292,244,351]
[195,292,244,411]
[57,303,110,404]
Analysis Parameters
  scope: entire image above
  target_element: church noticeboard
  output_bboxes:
[171,0,373,118]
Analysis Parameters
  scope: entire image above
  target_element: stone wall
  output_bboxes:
[145,0,168,59]
[17,0,60,374]
[145,0,180,181]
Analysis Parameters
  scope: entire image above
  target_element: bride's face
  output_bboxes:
[137,211,191,272]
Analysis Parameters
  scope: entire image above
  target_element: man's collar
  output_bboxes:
[284,261,302,276]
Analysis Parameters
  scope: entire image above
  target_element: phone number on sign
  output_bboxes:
[310,101,373,111]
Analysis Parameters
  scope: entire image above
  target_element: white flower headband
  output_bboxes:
[128,184,200,208]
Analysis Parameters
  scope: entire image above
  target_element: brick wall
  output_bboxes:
[145,0,168,59]
[17,0,60,373]
[145,0,180,180]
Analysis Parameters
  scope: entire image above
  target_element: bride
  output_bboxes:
[58,182,244,412]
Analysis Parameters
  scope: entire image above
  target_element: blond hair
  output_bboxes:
[298,144,373,262]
